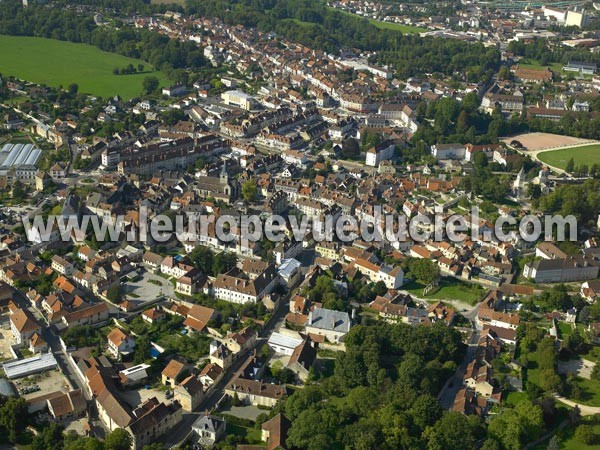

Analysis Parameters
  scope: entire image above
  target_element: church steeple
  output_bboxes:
[220,162,228,184]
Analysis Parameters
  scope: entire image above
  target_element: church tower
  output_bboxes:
[220,162,228,185]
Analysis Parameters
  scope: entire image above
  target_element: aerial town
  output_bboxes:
[0,0,599,449]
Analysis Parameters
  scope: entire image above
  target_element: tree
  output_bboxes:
[161,108,185,126]
[575,424,597,445]
[565,157,575,173]
[63,435,105,450]
[591,363,600,381]
[105,429,132,450]
[142,445,166,450]
[189,245,215,275]
[12,180,26,202]
[481,439,501,450]
[213,251,237,275]
[32,423,64,450]
[547,435,559,450]
[404,258,440,285]
[498,66,511,80]
[107,285,123,303]
[143,76,160,94]
[488,399,543,450]
[242,179,257,203]
[425,412,478,450]
[67,83,78,96]
[472,151,488,170]
[341,138,360,158]
[0,396,28,443]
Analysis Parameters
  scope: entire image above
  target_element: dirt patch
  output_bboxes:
[503,132,595,152]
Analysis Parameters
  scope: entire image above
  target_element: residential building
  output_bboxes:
[10,308,41,346]
[47,389,86,422]
[191,414,226,447]
[305,307,351,343]
[174,375,204,411]
[107,328,135,359]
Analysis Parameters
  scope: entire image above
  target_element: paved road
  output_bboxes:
[554,396,600,416]
[161,292,290,448]
[438,328,480,410]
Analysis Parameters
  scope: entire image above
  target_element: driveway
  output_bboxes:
[555,395,600,416]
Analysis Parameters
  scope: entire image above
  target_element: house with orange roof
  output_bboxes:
[10,308,41,346]
[107,328,135,359]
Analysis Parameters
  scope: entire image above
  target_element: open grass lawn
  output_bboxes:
[402,278,485,304]
[504,391,528,406]
[0,35,169,99]
[537,144,600,170]
[547,415,600,450]
[524,346,541,387]
[364,18,426,33]
[330,8,425,33]
[558,322,575,338]
[569,376,600,407]
[580,346,600,363]
[518,59,564,74]
[222,415,263,444]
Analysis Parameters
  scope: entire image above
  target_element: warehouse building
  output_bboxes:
[0,143,43,182]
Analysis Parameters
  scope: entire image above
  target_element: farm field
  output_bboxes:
[537,144,600,170]
[0,35,169,99]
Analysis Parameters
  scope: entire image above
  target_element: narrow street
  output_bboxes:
[161,289,290,448]
[438,328,481,410]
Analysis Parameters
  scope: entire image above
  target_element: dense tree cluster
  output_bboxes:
[459,154,511,203]
[538,179,600,224]
[508,39,600,67]
[189,245,238,277]
[403,257,440,285]
[268,322,467,449]
[0,396,28,444]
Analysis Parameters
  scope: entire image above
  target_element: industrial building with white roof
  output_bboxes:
[0,143,43,182]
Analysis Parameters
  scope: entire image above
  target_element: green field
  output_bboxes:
[568,376,600,407]
[331,9,425,33]
[531,415,600,450]
[537,144,600,170]
[402,278,485,304]
[0,35,169,99]
[518,59,564,74]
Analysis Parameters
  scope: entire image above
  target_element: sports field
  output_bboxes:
[0,35,169,99]
[537,144,600,170]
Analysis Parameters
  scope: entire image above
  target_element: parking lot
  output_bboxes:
[123,270,174,302]
[17,369,70,400]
